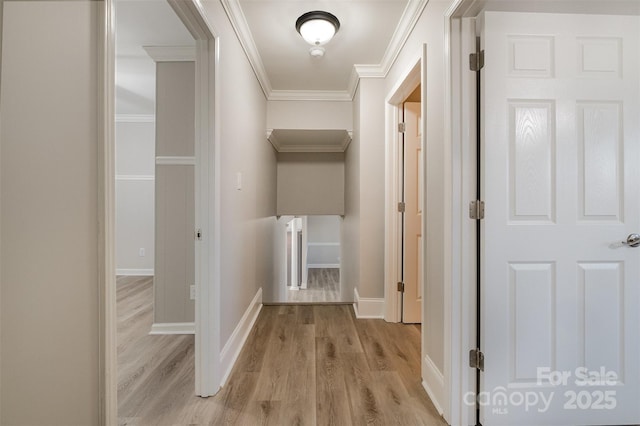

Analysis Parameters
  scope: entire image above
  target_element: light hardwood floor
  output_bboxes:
[286,268,341,303]
[117,275,447,425]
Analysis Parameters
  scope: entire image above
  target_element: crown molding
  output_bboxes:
[342,131,353,151]
[266,129,280,151]
[377,0,428,76]
[220,0,272,98]
[354,64,386,78]
[143,46,196,62]
[267,129,352,152]
[268,90,352,102]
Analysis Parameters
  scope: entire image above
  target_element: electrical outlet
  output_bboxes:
[139,248,146,257]
[190,285,196,300]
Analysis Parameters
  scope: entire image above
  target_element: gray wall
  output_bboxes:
[386,0,450,378]
[341,86,361,302]
[267,100,353,130]
[0,1,102,423]
[200,0,277,347]
[154,61,195,324]
[341,79,386,300]
[276,152,345,216]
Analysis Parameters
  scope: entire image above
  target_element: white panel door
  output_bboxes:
[403,101,423,323]
[481,12,640,426]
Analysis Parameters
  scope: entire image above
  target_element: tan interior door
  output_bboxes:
[402,101,422,323]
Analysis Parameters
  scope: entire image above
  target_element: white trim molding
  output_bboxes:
[307,263,340,269]
[143,46,196,62]
[219,288,263,386]
[422,355,445,415]
[353,288,385,319]
[116,268,154,276]
[219,0,272,97]
[115,114,155,123]
[156,156,196,166]
[115,174,154,181]
[149,322,196,335]
[266,130,352,153]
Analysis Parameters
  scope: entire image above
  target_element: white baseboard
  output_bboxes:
[149,322,195,335]
[116,268,154,276]
[422,354,445,415]
[307,264,340,269]
[220,288,263,386]
[353,288,385,319]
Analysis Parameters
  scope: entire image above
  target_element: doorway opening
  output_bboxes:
[384,52,424,324]
[105,0,221,421]
[284,215,342,303]
[400,87,423,324]
[114,0,197,420]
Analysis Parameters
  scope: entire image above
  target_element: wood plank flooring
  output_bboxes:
[117,276,447,425]
[286,268,341,303]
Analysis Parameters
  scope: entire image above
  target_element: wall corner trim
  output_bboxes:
[422,354,445,415]
[149,322,195,335]
[353,288,385,319]
[219,287,263,386]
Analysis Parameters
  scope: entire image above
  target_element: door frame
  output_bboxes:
[384,52,422,324]
[446,1,640,425]
[101,0,222,422]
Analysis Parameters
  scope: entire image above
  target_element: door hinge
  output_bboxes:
[398,122,406,133]
[196,228,203,240]
[397,282,405,292]
[398,202,406,213]
[469,200,485,220]
[469,349,484,371]
[469,50,485,71]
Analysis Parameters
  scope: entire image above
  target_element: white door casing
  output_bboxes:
[403,101,423,323]
[481,11,640,426]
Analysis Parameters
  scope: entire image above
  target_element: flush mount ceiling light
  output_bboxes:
[295,11,340,57]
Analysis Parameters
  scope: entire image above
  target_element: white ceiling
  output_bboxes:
[115,0,194,115]
[115,0,194,58]
[237,0,409,92]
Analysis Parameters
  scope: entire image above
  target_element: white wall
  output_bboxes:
[201,1,277,348]
[115,56,156,115]
[267,100,353,130]
[307,215,340,242]
[0,1,102,423]
[307,216,340,268]
[115,120,155,274]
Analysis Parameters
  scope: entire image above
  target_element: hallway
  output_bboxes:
[117,276,446,425]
